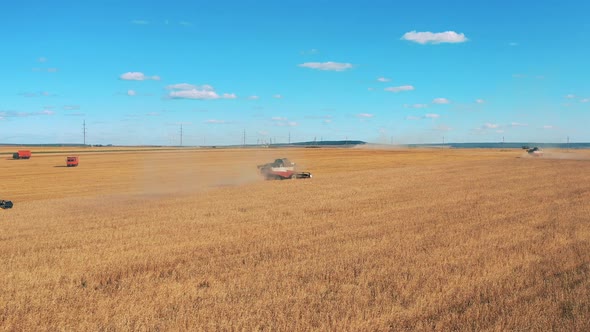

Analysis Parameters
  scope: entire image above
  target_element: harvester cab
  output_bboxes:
[527,147,543,157]
[0,200,13,209]
[257,158,312,180]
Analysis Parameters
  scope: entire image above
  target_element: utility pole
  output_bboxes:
[83,120,87,146]
[442,136,445,147]
[180,124,183,146]
[243,129,246,147]
[567,136,570,152]
[288,132,291,145]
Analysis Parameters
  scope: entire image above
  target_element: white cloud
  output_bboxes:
[32,67,58,73]
[512,74,526,78]
[63,105,80,110]
[367,87,375,91]
[205,119,228,124]
[120,72,160,81]
[405,115,420,120]
[496,130,504,133]
[166,83,198,90]
[377,77,391,82]
[511,122,528,127]
[484,123,499,129]
[384,85,414,93]
[271,117,287,121]
[273,94,283,99]
[323,119,332,124]
[356,113,374,118]
[424,113,440,119]
[38,57,47,63]
[299,61,353,71]
[432,98,450,104]
[258,130,269,136]
[167,84,236,100]
[509,42,518,46]
[404,104,428,109]
[146,112,159,116]
[169,89,220,100]
[64,112,85,117]
[273,121,298,127]
[565,94,576,99]
[434,124,452,131]
[131,20,149,25]
[401,31,468,44]
[300,49,319,55]
[248,95,260,100]
[580,98,590,103]
[179,21,192,26]
[127,90,137,96]
[475,99,485,104]
[0,110,55,118]
[543,125,554,129]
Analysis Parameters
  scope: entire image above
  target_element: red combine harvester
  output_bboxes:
[257,158,312,180]
[66,156,79,167]
[12,150,31,159]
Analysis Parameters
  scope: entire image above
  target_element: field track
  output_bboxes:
[1,147,590,330]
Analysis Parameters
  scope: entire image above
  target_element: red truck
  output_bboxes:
[66,156,79,167]
[12,150,31,159]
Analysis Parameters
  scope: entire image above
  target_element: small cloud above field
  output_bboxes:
[120,72,160,81]
[377,77,391,82]
[543,125,554,129]
[385,85,414,93]
[0,110,56,118]
[475,99,485,104]
[405,115,420,120]
[205,119,230,124]
[433,98,450,104]
[356,113,374,118]
[511,122,528,127]
[299,61,353,71]
[404,103,428,109]
[434,124,452,131]
[401,30,468,44]
[167,83,236,100]
[131,20,149,25]
[63,105,80,110]
[424,113,440,119]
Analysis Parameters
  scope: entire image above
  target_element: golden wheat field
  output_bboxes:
[1,147,590,331]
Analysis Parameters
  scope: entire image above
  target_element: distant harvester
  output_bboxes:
[12,150,31,159]
[66,156,79,167]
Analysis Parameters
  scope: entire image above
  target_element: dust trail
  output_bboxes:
[519,150,590,160]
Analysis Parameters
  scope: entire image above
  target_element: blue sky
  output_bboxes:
[1,0,589,145]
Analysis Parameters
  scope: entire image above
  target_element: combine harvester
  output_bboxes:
[66,156,79,167]
[257,158,312,180]
[526,146,543,157]
[0,200,13,209]
[12,150,31,159]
